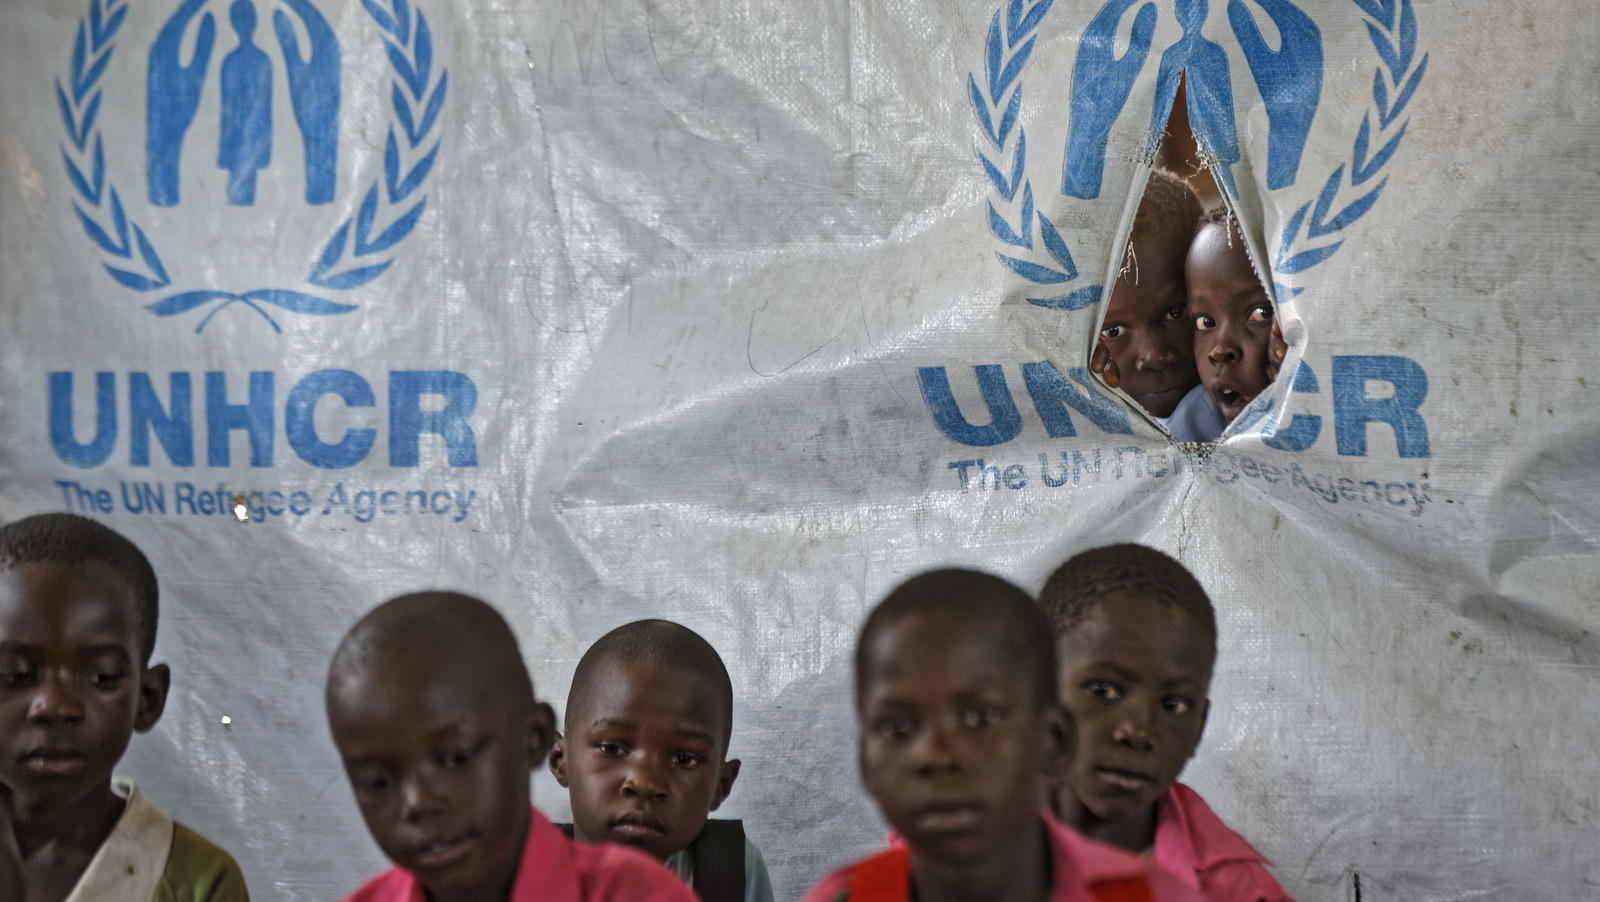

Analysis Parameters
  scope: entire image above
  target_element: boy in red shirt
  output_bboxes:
[802,569,1206,902]
[326,592,696,902]
[1040,544,1295,902]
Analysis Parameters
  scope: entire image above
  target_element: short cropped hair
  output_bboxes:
[856,569,1057,711]
[567,620,735,748]
[1038,544,1216,656]
[1127,168,1202,271]
[0,513,159,664]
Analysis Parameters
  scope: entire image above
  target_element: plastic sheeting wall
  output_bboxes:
[1,0,1596,898]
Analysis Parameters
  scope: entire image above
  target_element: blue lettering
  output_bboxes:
[129,373,193,467]
[1020,362,1133,437]
[389,371,479,466]
[49,372,117,468]
[1262,361,1322,452]
[1332,355,1430,458]
[207,371,274,466]
[285,369,376,469]
[917,366,1022,447]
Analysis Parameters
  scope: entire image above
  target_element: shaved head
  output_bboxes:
[566,619,734,748]
[327,591,536,717]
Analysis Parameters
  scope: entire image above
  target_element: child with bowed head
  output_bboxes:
[326,592,695,902]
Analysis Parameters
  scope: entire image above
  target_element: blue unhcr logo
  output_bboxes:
[970,0,1426,308]
[57,0,448,332]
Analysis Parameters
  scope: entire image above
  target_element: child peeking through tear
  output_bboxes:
[1040,544,1295,902]
[802,569,1204,902]
[1185,206,1288,424]
[550,619,775,902]
[327,592,695,902]
[1091,169,1226,443]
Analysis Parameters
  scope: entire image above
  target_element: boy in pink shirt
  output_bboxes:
[802,569,1207,902]
[326,591,696,902]
[1040,544,1295,902]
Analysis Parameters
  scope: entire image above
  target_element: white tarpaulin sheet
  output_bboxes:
[2,0,1597,898]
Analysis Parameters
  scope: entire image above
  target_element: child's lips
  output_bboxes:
[1094,766,1156,793]
[19,749,87,777]
[911,803,984,833]
[607,812,668,838]
[408,833,478,871]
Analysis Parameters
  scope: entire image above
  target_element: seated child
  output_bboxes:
[1091,168,1226,443]
[1039,544,1295,902]
[326,592,696,902]
[0,513,249,902]
[1185,206,1287,424]
[550,620,774,902]
[802,569,1205,902]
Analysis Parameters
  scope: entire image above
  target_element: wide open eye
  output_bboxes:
[1100,323,1127,340]
[1194,313,1217,331]
[1247,305,1273,323]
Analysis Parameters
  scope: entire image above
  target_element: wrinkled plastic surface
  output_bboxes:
[1,1,1597,899]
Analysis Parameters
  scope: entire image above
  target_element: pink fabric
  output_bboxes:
[339,807,696,902]
[1152,784,1295,902]
[802,813,1208,902]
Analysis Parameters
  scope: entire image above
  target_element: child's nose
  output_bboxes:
[621,758,670,799]
[398,774,446,823]
[912,721,961,775]
[1110,709,1154,751]
[27,671,85,724]
[1132,333,1178,372]
[1208,331,1243,364]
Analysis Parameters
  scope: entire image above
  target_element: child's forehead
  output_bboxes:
[577,654,729,726]
[0,561,140,636]
[865,611,1019,684]
[1059,594,1215,670]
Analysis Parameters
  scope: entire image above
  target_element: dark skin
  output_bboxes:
[327,615,557,902]
[859,611,1071,902]
[1185,220,1287,421]
[1091,229,1199,419]
[0,562,170,902]
[1051,594,1213,853]
[549,656,739,862]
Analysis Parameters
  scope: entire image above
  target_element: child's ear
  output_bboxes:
[548,733,571,787]
[525,701,557,769]
[134,662,171,733]
[709,758,741,812]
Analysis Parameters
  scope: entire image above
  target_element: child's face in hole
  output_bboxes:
[549,657,738,862]
[858,611,1068,867]
[1186,221,1276,421]
[0,562,168,814]
[328,654,554,901]
[1099,231,1199,419]
[1055,594,1212,835]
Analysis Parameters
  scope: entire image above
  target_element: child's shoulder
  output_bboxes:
[1044,814,1209,902]
[1156,783,1296,902]
[798,846,906,902]
[157,823,250,902]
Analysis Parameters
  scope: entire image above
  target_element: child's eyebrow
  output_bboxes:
[1084,661,1143,683]
[668,726,718,746]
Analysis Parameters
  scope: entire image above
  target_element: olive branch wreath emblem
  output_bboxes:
[56,0,447,333]
[969,0,1425,310]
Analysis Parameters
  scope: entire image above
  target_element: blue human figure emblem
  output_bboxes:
[218,0,273,206]
[1149,0,1240,199]
[274,0,341,204]
[1228,0,1322,189]
[147,0,216,206]
[1061,0,1158,199]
